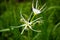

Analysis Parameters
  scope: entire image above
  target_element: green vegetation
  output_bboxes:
[0,0,60,40]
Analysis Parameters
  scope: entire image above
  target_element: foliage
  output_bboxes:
[0,0,60,40]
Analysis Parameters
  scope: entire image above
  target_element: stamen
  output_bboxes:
[41,7,46,12]
[40,3,46,10]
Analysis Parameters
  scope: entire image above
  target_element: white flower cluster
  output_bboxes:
[19,0,46,34]
[20,12,42,34]
[0,0,46,34]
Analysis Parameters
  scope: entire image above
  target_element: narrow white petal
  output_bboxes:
[31,17,42,23]
[20,12,28,23]
[28,12,33,21]
[40,3,46,10]
[36,0,38,8]
[32,0,34,8]
[29,26,41,32]
[10,24,25,29]
[41,7,46,12]
[21,26,27,34]
[21,28,25,34]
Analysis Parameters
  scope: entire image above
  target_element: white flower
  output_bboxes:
[20,13,42,34]
[32,8,41,14]
[19,1,45,34]
[32,0,46,15]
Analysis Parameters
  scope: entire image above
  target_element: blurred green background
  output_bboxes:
[0,0,60,40]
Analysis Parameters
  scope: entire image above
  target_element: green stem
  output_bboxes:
[28,30,31,40]
[28,14,36,40]
[30,14,36,22]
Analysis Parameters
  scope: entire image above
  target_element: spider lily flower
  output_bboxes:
[32,8,41,15]
[32,0,46,15]
[20,13,41,34]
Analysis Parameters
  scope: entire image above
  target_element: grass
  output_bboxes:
[0,0,60,40]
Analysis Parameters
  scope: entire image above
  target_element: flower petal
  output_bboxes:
[21,26,27,34]
[29,26,41,32]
